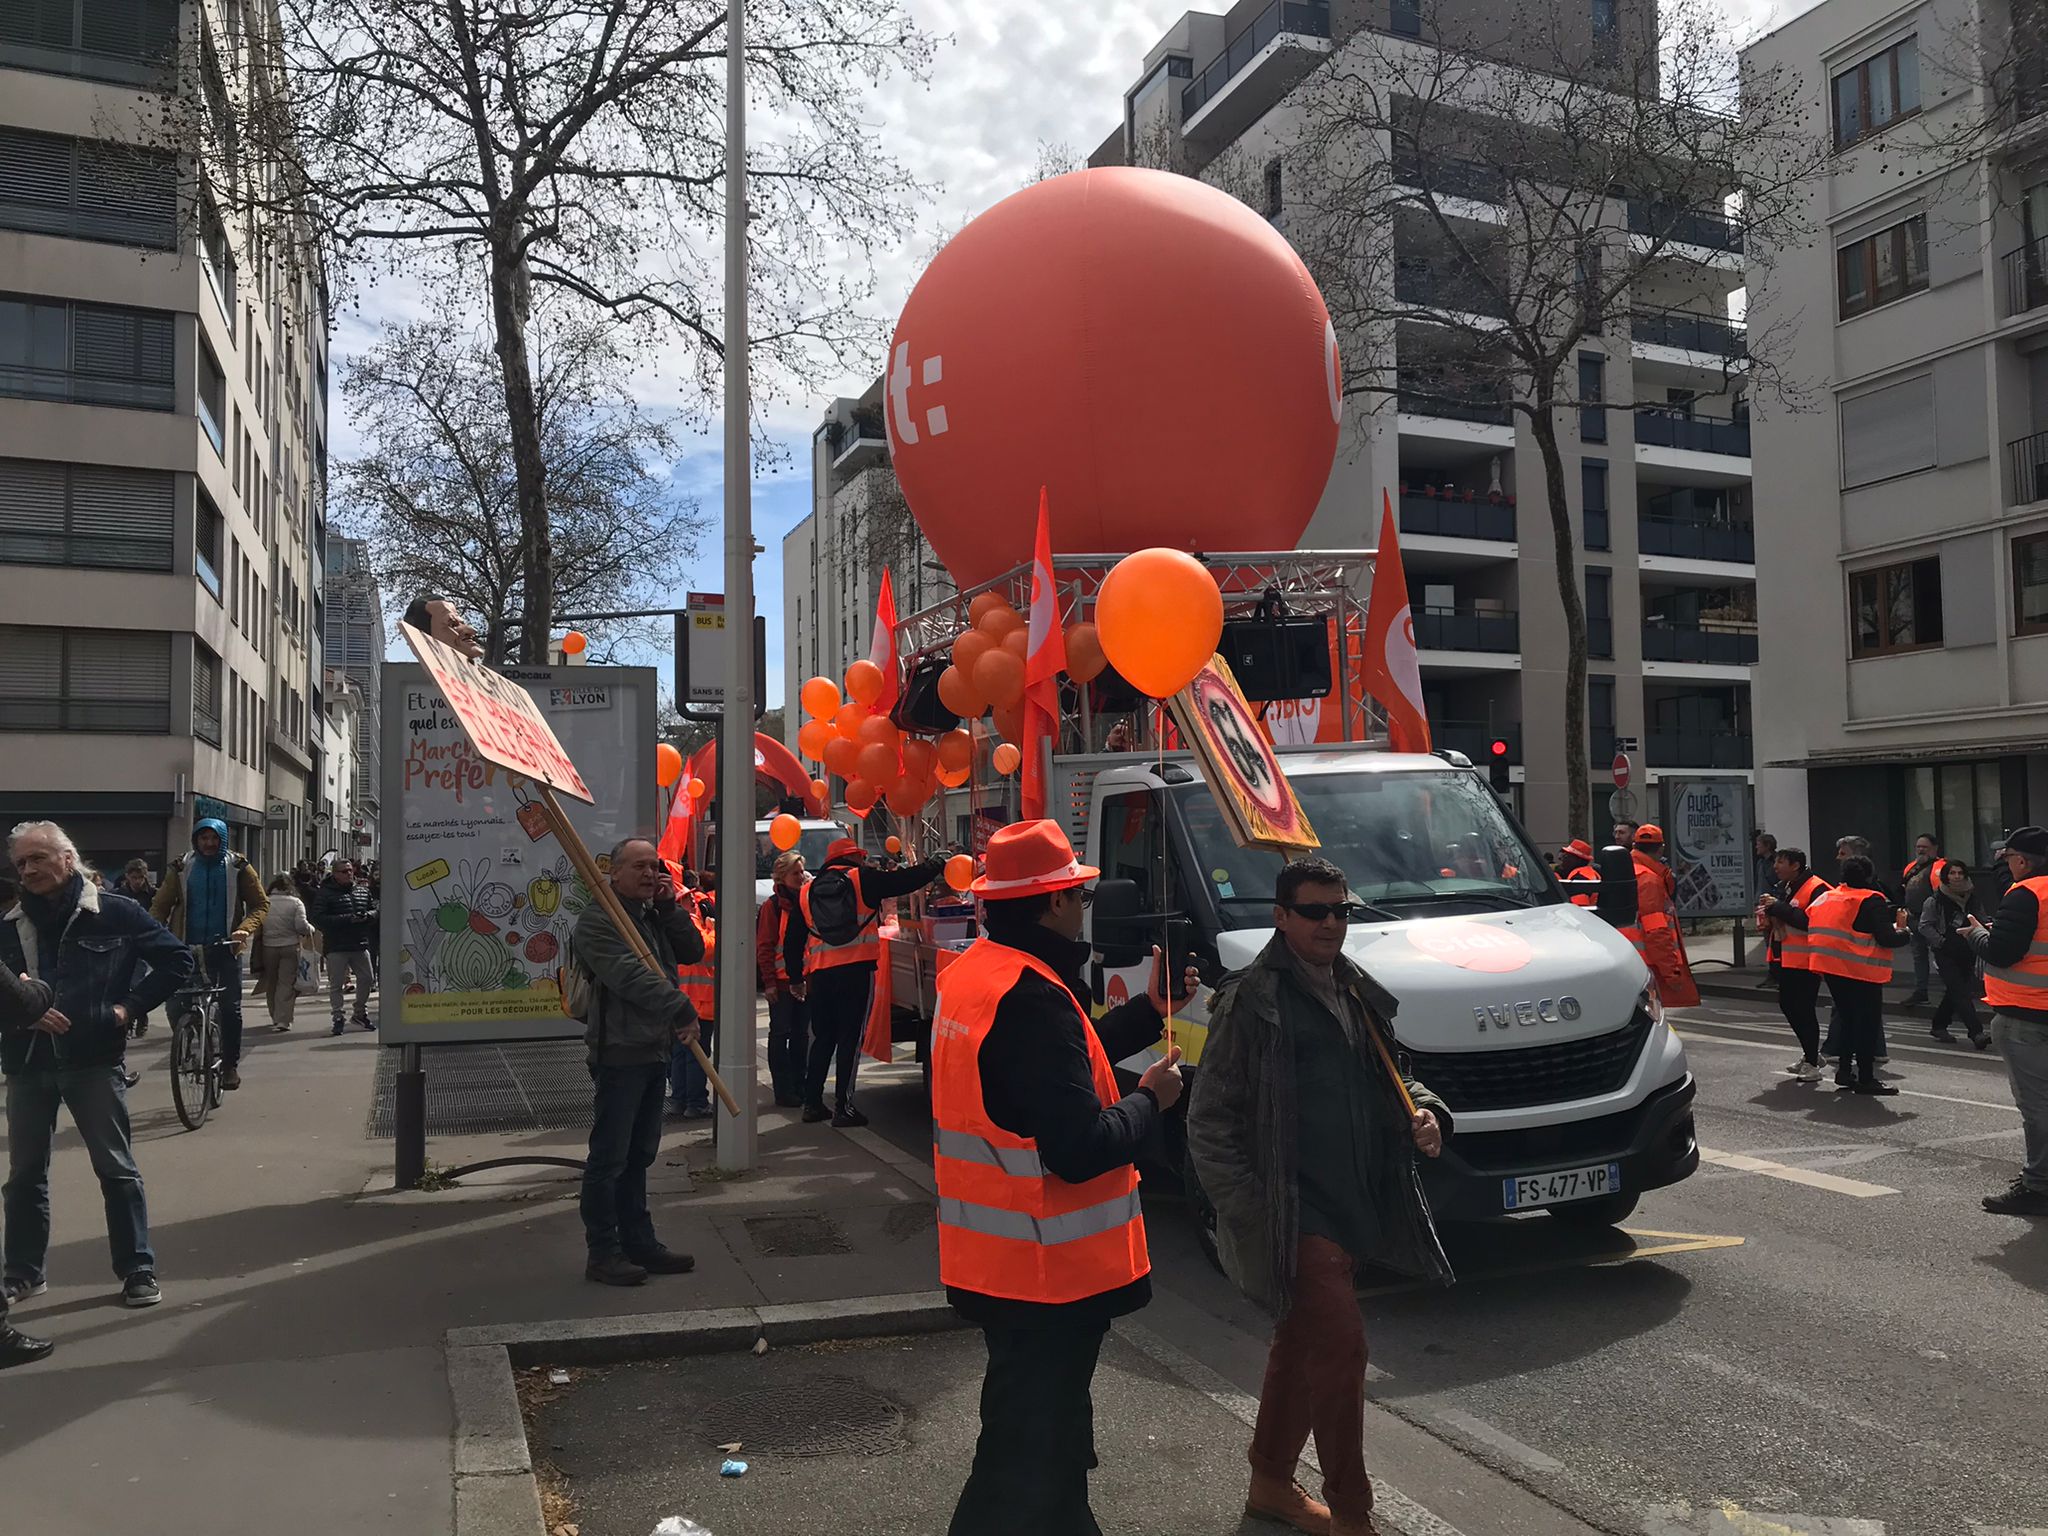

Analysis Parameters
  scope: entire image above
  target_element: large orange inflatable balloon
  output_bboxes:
[888,167,1341,587]
[1097,547,1224,698]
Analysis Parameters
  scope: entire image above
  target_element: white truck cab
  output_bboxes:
[740,818,849,908]
[1063,746,1698,1228]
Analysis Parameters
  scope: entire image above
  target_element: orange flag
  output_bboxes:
[869,567,902,718]
[1364,490,1431,752]
[1022,488,1067,820]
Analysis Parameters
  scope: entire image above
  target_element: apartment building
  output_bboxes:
[1744,0,2048,870]
[0,0,330,877]
[322,534,384,860]
[1077,0,1755,848]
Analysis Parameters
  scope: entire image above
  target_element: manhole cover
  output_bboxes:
[701,1376,907,1457]
[743,1213,852,1256]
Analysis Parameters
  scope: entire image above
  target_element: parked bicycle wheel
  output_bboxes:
[171,1008,210,1131]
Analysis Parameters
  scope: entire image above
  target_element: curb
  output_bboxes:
[1693,974,1942,1022]
[446,1291,968,1536]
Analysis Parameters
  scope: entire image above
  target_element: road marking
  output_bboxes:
[1697,1146,1898,1198]
[1896,1087,2022,1113]
[1916,1126,2026,1148]
[1357,1227,1744,1297]
[1643,1507,1886,1534]
[1674,1029,2021,1112]
[1430,1407,1564,1473]
[1970,1526,2048,1535]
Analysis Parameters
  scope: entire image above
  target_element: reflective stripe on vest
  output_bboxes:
[1984,875,2048,1008]
[802,867,881,972]
[930,938,1148,1304]
[1778,874,1829,971]
[1804,885,1890,982]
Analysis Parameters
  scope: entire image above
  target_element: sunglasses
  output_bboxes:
[1279,900,1365,923]
[1059,887,1094,909]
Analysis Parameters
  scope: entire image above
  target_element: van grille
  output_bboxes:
[1404,1012,1653,1113]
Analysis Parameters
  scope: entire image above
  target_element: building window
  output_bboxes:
[196,489,224,598]
[1390,0,1421,36]
[0,0,181,86]
[1840,373,1935,487]
[0,293,175,410]
[200,198,235,322]
[1591,0,1616,50]
[1586,567,1613,658]
[198,340,226,455]
[194,640,222,744]
[1263,157,1284,219]
[1833,36,1920,150]
[0,128,177,249]
[1850,555,1943,657]
[1578,353,1605,442]
[1581,459,1609,551]
[1590,674,1616,749]
[0,456,174,570]
[1838,215,1928,318]
[2016,532,2048,636]
[0,625,172,733]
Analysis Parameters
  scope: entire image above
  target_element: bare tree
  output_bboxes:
[334,311,708,663]
[1249,0,1828,838]
[165,0,931,660]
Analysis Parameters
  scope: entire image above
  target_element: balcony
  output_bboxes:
[1181,1,1331,124]
[1630,308,1746,359]
[1638,514,1754,563]
[1395,259,1509,319]
[1416,606,1519,653]
[1435,720,1521,763]
[1641,623,1757,665]
[1396,378,1513,427]
[1626,200,1742,255]
[1646,730,1752,769]
[1391,151,1505,207]
[1398,486,1516,542]
[1636,409,1750,457]
[827,413,887,470]
[2011,428,2048,506]
[2002,237,2048,319]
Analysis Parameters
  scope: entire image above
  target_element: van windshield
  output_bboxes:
[754,827,842,879]
[1173,770,1556,928]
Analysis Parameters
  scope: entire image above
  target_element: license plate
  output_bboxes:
[1502,1162,1622,1210]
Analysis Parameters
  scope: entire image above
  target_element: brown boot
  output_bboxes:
[1246,1473,1331,1535]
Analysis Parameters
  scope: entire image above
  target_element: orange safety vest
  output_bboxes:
[1903,857,1951,890]
[930,939,1149,1305]
[1983,874,2048,1011]
[1804,885,1891,982]
[1775,874,1830,971]
[1562,866,1599,907]
[759,896,791,987]
[801,865,882,973]
[671,879,716,1021]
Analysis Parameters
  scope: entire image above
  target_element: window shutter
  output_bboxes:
[1841,374,1935,487]
[0,625,63,728]
[76,141,177,248]
[0,127,71,236]
[0,455,67,564]
[70,463,174,569]
[67,628,171,729]
[0,0,77,50]
[71,303,173,407]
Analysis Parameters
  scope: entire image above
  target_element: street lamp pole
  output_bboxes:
[715,0,757,1172]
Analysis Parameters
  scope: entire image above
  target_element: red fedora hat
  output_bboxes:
[972,820,1099,899]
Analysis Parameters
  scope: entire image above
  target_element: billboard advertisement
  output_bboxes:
[1663,777,1753,919]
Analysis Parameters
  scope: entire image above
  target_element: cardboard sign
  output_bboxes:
[1168,654,1319,854]
[400,621,593,804]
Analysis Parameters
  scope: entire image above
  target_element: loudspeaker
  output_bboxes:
[1220,612,1332,702]
[894,653,961,733]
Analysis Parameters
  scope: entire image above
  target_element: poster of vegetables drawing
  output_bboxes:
[379,663,657,1044]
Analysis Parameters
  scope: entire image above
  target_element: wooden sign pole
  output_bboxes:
[536,785,740,1118]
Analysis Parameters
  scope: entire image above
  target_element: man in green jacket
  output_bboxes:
[1187,857,1453,1536]
[571,837,706,1287]
[151,818,267,1091]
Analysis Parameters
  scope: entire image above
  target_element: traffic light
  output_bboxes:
[1488,738,1512,795]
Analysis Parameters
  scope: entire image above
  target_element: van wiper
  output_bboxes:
[1214,894,1404,924]
[1390,888,1538,910]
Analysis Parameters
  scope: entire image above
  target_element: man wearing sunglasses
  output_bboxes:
[1188,857,1453,1536]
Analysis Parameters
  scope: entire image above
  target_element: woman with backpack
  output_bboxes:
[1919,860,1989,1048]
[258,873,316,1031]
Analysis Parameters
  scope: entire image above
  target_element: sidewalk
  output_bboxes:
[0,985,945,1536]
[1690,950,1963,1024]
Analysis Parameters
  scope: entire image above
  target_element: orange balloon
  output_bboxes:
[845,779,878,814]
[823,736,860,779]
[935,763,970,789]
[769,813,801,851]
[973,648,1024,709]
[857,714,901,752]
[937,665,985,720]
[978,605,1024,642]
[796,719,834,761]
[655,742,683,787]
[561,630,588,655]
[992,742,1022,776]
[935,729,974,772]
[1002,627,1028,660]
[834,701,868,740]
[856,741,897,786]
[945,853,975,892]
[1064,621,1107,683]
[992,701,1025,744]
[1095,547,1223,698]
[886,167,1339,588]
[885,780,924,817]
[900,738,937,780]
[809,777,830,802]
[884,835,903,855]
[968,592,1010,626]
[687,777,707,800]
[845,658,886,707]
[952,628,993,674]
[800,676,841,720]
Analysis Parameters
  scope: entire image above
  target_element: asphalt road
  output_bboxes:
[851,995,2048,1536]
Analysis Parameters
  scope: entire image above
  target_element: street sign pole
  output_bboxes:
[715,0,758,1173]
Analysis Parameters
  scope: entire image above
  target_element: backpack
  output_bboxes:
[559,931,599,1023]
[804,867,874,948]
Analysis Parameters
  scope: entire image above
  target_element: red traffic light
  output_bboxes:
[1489,738,1510,758]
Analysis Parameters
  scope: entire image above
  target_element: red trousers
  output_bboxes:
[1249,1236,1373,1518]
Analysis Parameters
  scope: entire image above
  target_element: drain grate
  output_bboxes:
[699,1376,907,1457]
[366,1041,594,1138]
[743,1213,852,1257]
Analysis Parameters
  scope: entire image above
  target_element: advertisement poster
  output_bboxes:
[1664,777,1752,918]
[379,663,656,1044]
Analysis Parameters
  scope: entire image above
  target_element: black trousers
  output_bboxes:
[804,964,873,1110]
[949,1321,1109,1536]
[766,991,809,1103]
[1932,953,1984,1038]
[1778,968,1822,1063]
[1825,975,1886,1085]
[579,1063,666,1258]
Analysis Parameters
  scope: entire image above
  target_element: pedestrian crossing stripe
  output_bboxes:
[1357,1228,1744,1297]
[1643,1510,2048,1534]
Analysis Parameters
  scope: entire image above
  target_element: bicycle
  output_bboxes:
[168,954,228,1131]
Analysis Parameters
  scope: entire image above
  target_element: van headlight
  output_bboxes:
[1638,982,1664,1027]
